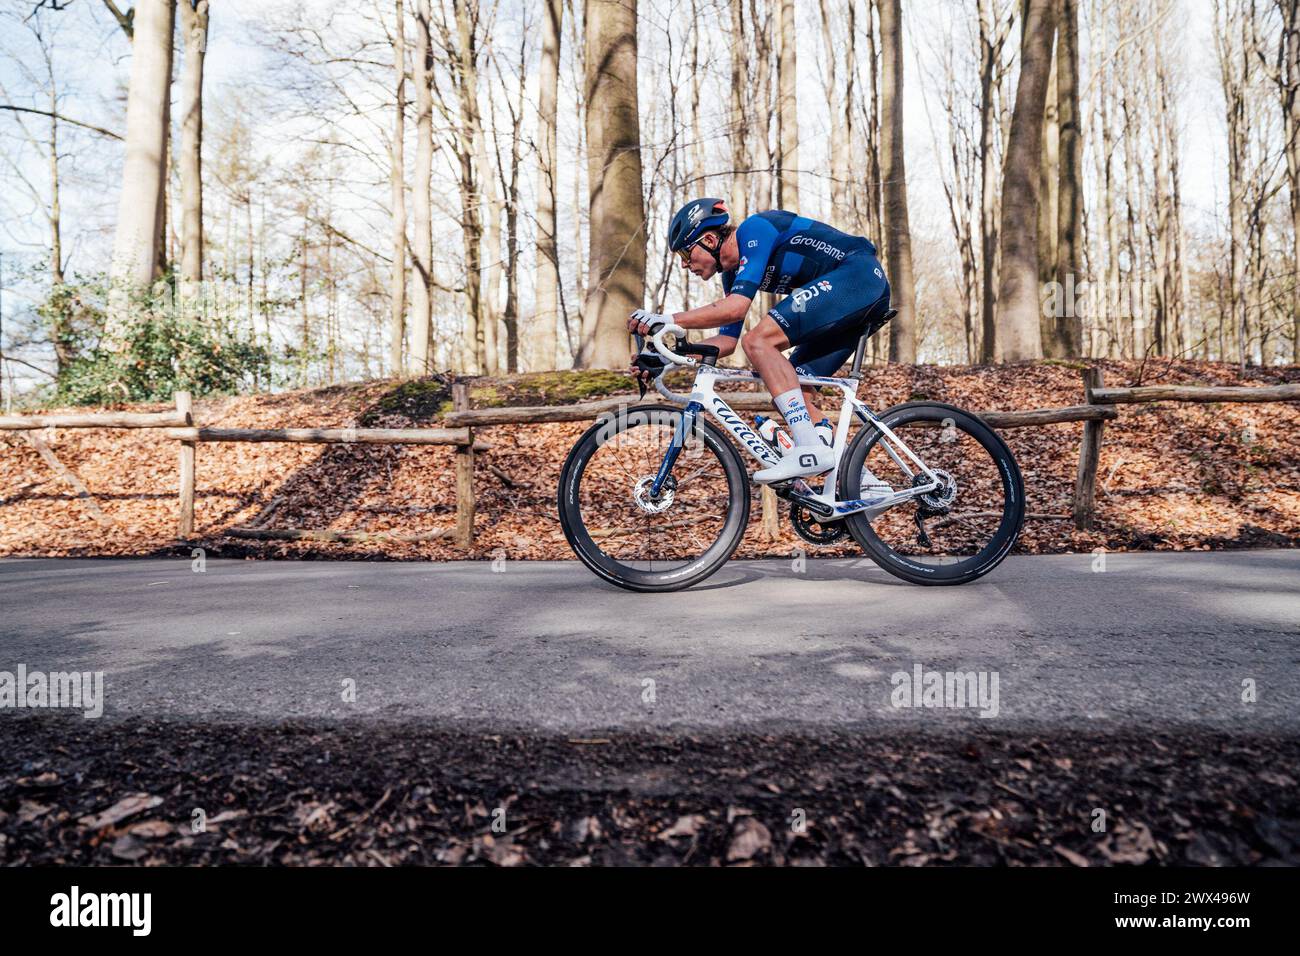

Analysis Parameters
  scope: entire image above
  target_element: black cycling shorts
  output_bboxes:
[761,251,891,377]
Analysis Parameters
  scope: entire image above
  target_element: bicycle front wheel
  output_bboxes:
[557,405,751,592]
[839,402,1024,586]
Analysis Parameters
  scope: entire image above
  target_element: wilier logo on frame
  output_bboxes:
[0,665,104,718]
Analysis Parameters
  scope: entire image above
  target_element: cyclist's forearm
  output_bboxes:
[672,294,751,331]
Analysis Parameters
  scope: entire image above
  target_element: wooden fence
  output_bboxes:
[1,368,1296,545]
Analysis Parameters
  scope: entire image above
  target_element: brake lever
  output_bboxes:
[634,332,647,399]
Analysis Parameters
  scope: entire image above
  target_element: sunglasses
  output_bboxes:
[676,234,711,264]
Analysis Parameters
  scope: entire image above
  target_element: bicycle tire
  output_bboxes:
[558,404,751,592]
[839,401,1025,585]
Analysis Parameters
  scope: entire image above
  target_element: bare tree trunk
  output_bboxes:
[536,0,562,369]
[931,16,979,362]
[450,0,486,372]
[245,193,254,334]
[729,0,750,217]
[410,0,434,373]
[501,32,526,372]
[154,18,173,283]
[579,0,645,369]
[689,0,705,194]
[299,214,310,385]
[750,0,775,209]
[389,0,407,374]
[878,0,916,362]
[41,61,73,372]
[1120,37,1144,357]
[1279,0,1300,363]
[820,0,848,213]
[1054,0,1084,357]
[1097,0,1120,357]
[994,0,1056,361]
[777,0,799,208]
[107,0,175,344]
[476,13,504,375]
[865,0,882,245]
[977,0,1008,362]
[178,0,206,306]
[842,0,858,224]
[1152,19,1177,357]
[1038,30,1060,354]
[1217,0,1249,372]
[566,0,585,363]
[476,123,502,375]
[862,0,884,364]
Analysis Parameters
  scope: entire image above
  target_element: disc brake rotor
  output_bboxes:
[915,469,958,512]
[632,475,677,514]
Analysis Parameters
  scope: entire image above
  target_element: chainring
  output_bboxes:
[790,501,848,545]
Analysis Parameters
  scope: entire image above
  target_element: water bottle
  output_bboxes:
[754,414,794,453]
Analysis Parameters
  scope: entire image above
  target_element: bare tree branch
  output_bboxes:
[0,105,123,140]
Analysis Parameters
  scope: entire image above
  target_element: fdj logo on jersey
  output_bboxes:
[791,279,833,312]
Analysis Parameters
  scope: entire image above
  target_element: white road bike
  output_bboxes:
[557,310,1025,591]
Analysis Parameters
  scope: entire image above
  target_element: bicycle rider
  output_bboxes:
[627,198,891,483]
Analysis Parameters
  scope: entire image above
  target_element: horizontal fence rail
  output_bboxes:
[162,426,483,446]
[443,396,1118,429]
[2,368,1295,545]
[0,410,190,430]
[1090,383,1300,404]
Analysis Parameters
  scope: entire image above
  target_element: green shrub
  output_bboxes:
[53,275,271,405]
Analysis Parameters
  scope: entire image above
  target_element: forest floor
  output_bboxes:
[1,358,1298,560]
[4,715,1298,866]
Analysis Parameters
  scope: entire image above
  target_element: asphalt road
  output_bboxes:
[1,551,1297,732]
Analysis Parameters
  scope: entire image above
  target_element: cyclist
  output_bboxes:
[628,198,891,483]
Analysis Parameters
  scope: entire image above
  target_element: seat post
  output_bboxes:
[850,307,897,377]
[849,333,869,378]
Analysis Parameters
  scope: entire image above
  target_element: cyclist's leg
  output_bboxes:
[789,293,893,393]
[790,344,856,424]
[740,316,820,445]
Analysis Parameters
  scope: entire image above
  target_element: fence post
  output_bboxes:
[1072,367,1104,531]
[452,382,475,548]
[176,391,195,538]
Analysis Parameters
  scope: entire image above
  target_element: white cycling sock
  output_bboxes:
[774,388,819,447]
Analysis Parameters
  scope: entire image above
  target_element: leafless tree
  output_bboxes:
[578,0,645,369]
[994,0,1056,361]
[106,0,174,345]
[878,0,916,362]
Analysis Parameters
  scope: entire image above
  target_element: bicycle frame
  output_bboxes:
[649,362,943,519]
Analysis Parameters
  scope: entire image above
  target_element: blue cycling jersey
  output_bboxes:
[717,210,876,339]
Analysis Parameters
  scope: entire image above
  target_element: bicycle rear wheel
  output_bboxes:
[839,402,1024,585]
[558,405,751,592]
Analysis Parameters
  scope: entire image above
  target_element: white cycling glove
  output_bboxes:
[630,309,671,336]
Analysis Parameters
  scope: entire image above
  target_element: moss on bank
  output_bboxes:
[358,369,632,424]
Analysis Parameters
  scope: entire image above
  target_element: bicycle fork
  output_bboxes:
[649,401,703,499]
